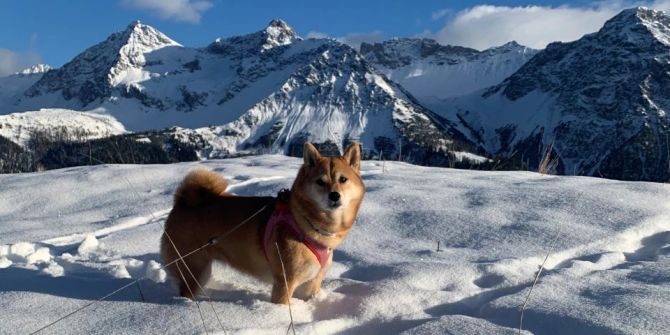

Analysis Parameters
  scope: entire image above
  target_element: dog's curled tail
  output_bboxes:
[174,169,229,207]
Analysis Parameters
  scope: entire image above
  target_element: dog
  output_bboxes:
[161,142,365,304]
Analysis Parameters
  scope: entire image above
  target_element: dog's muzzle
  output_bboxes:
[328,192,342,208]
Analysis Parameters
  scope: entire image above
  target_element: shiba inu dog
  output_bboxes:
[161,142,365,304]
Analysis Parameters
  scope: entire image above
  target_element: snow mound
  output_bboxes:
[41,262,64,277]
[145,260,167,283]
[26,247,51,265]
[9,242,35,261]
[0,244,10,256]
[0,257,12,268]
[77,234,100,255]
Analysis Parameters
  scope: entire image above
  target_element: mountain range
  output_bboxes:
[431,7,670,181]
[1,6,669,181]
[1,19,482,164]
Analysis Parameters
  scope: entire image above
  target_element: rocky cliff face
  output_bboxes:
[436,7,670,181]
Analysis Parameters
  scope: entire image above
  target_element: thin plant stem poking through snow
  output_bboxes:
[518,228,562,335]
[275,243,297,335]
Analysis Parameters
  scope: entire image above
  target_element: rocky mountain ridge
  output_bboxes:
[435,6,670,181]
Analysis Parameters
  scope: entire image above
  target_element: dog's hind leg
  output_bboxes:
[163,244,213,299]
[176,251,212,299]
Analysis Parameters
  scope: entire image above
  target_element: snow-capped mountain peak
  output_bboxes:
[208,19,300,54]
[109,20,181,86]
[263,19,298,49]
[24,21,180,104]
[15,64,52,76]
[595,7,670,46]
[482,41,529,54]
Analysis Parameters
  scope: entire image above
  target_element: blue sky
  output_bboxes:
[0,0,667,75]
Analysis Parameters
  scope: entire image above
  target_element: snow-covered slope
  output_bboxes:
[432,7,670,181]
[361,39,537,101]
[5,20,481,164]
[0,109,126,147]
[0,157,668,334]
[0,65,52,108]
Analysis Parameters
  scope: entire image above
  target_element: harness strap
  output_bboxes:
[262,200,330,268]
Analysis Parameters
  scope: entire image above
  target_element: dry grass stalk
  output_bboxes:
[538,142,559,175]
[518,228,562,335]
[275,243,297,335]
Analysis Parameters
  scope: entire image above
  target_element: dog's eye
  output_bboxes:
[339,176,348,183]
[316,179,326,186]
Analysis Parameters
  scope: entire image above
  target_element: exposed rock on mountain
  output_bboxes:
[435,7,670,181]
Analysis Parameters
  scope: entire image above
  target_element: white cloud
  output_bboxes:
[306,31,385,49]
[427,1,670,50]
[0,49,43,77]
[120,0,213,24]
[652,0,670,10]
[431,8,450,21]
[306,31,330,39]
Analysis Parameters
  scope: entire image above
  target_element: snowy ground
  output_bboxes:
[0,156,668,334]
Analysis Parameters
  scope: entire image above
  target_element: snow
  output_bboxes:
[0,257,12,269]
[26,247,52,265]
[0,155,668,334]
[16,64,52,76]
[145,260,167,283]
[0,108,127,147]
[451,151,491,164]
[77,235,100,255]
[363,39,537,101]
[429,89,558,153]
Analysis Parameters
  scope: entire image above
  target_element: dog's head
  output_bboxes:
[293,142,365,219]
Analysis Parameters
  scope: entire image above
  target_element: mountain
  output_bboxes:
[16,64,52,76]
[0,109,126,147]
[4,20,484,165]
[432,7,670,181]
[0,65,52,108]
[23,20,180,107]
[361,38,537,101]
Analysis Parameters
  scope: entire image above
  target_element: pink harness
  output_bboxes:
[262,201,331,267]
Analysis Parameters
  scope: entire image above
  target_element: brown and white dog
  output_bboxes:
[161,143,365,304]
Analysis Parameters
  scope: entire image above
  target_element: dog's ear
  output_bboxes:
[343,142,361,173]
[303,143,321,167]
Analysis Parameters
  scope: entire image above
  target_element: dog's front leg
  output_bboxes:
[271,278,297,304]
[295,253,332,300]
[270,243,304,304]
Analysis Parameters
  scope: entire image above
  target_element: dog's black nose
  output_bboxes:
[329,192,341,202]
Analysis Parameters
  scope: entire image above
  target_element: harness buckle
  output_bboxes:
[277,188,290,203]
